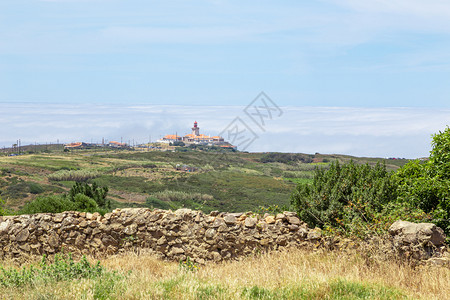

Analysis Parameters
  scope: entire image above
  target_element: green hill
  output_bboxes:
[0,147,410,214]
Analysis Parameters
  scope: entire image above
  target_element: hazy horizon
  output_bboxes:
[1,102,448,159]
[2,1,449,159]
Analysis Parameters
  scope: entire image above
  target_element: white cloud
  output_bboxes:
[0,103,448,158]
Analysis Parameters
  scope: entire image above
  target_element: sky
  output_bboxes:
[1,1,450,157]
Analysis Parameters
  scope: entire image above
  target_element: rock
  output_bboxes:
[229,212,243,218]
[149,213,163,222]
[287,216,301,226]
[171,247,185,255]
[157,236,167,246]
[205,228,216,239]
[426,257,450,267]
[244,217,257,228]
[307,228,322,240]
[275,214,286,221]
[75,234,86,247]
[124,224,138,236]
[210,211,220,217]
[52,215,64,223]
[212,218,226,228]
[91,238,103,248]
[19,244,31,252]
[265,216,276,224]
[224,214,237,225]
[284,211,298,217]
[15,229,30,242]
[48,233,60,248]
[0,220,11,234]
[389,220,446,246]
[79,220,88,228]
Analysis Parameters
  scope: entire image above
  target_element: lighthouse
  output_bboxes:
[191,121,200,136]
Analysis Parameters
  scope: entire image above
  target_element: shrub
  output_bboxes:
[394,128,450,235]
[72,193,98,211]
[19,182,110,214]
[68,182,110,210]
[20,195,76,214]
[290,161,398,236]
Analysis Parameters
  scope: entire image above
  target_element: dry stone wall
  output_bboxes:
[0,208,321,263]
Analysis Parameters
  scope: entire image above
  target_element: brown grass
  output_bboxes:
[1,247,447,299]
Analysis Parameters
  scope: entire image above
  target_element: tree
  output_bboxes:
[68,182,110,209]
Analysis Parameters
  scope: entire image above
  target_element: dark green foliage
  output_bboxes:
[20,195,76,214]
[68,182,110,210]
[291,127,450,237]
[20,182,110,215]
[290,161,398,235]
[394,127,450,234]
[72,194,98,211]
[171,141,185,147]
[260,152,314,164]
[429,126,450,179]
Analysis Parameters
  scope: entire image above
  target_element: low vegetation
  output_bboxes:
[291,126,450,238]
[1,248,448,299]
[19,182,110,215]
[48,169,100,182]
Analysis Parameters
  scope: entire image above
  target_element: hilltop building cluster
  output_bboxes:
[158,121,236,149]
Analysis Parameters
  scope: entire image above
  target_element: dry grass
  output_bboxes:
[1,247,448,299]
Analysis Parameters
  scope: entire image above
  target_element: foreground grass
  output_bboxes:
[1,248,448,299]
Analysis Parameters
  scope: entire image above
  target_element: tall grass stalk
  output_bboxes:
[48,170,100,182]
[2,247,446,299]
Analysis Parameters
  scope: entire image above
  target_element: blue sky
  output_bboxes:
[1,1,450,157]
[1,0,450,106]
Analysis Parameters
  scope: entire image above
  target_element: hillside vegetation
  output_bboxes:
[0,148,407,215]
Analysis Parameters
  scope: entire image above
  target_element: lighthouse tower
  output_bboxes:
[192,121,200,136]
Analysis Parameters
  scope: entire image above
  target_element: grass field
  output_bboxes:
[0,148,409,214]
[0,247,447,299]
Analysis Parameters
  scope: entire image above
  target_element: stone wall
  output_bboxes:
[0,208,321,263]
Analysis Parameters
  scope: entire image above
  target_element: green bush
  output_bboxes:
[290,161,398,236]
[19,182,110,215]
[20,195,76,214]
[68,182,110,210]
[394,127,450,235]
[72,193,98,211]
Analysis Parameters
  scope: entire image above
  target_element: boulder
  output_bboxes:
[389,220,446,246]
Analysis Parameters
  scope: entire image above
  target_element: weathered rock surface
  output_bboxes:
[0,211,447,264]
[0,208,314,263]
[389,220,447,260]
